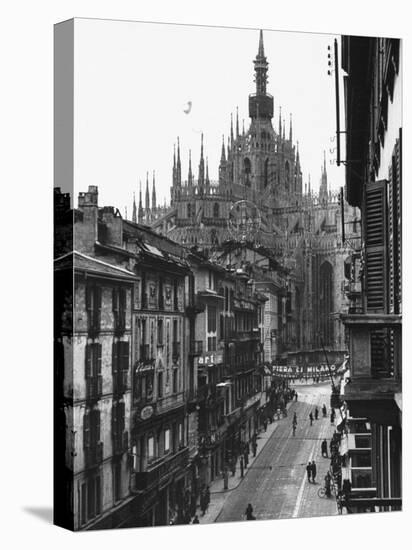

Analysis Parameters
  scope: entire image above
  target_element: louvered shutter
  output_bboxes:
[85,345,92,379]
[83,412,90,449]
[112,341,118,394]
[364,180,388,313]
[97,344,102,394]
[120,288,126,330]
[95,286,102,330]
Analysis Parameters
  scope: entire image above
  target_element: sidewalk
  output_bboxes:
[196,402,293,524]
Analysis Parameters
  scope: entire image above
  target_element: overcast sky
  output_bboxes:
[73,18,345,214]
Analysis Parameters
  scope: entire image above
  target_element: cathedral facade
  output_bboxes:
[151,30,359,367]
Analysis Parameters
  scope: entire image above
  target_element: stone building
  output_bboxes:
[339,35,402,511]
[151,30,360,369]
[54,185,200,529]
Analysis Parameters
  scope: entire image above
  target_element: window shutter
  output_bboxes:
[86,284,92,313]
[112,403,118,441]
[95,409,101,444]
[112,342,118,375]
[83,412,90,449]
[85,345,92,379]
[364,180,388,313]
[120,401,125,433]
[112,288,119,313]
[96,286,102,329]
[120,288,126,328]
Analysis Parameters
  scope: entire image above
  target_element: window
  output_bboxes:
[86,283,102,335]
[207,305,217,332]
[85,343,102,400]
[157,319,164,345]
[172,368,178,393]
[158,371,163,398]
[213,202,219,218]
[112,401,125,454]
[79,475,101,525]
[112,341,129,395]
[147,435,155,461]
[208,271,216,291]
[113,461,122,502]
[207,336,217,352]
[112,287,127,333]
[164,428,171,453]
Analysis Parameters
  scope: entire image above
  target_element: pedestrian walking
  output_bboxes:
[245,503,256,520]
[306,462,312,483]
[263,418,268,431]
[244,451,249,469]
[293,412,297,424]
[240,454,244,477]
[192,515,200,524]
[295,391,298,401]
[309,412,314,426]
[330,409,335,424]
[252,440,257,457]
[205,486,210,509]
[322,404,327,417]
[311,461,317,483]
[314,407,319,420]
[321,439,328,458]
[200,491,207,516]
[292,422,296,437]
[324,471,332,498]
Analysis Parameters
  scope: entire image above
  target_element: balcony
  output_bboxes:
[156,391,185,416]
[85,375,103,402]
[185,297,205,316]
[132,447,189,492]
[340,313,401,409]
[113,431,128,456]
[189,340,203,356]
[84,442,103,469]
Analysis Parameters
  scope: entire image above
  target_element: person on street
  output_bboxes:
[324,471,332,497]
[295,391,298,401]
[330,409,335,424]
[322,404,327,417]
[200,490,207,516]
[245,503,256,520]
[306,461,312,482]
[293,412,297,424]
[311,461,317,483]
[292,423,296,436]
[192,515,200,524]
[314,407,319,420]
[321,439,328,458]
[244,450,249,469]
[263,418,268,432]
[252,440,257,457]
[309,412,314,426]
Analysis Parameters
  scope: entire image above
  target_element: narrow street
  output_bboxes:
[214,382,339,523]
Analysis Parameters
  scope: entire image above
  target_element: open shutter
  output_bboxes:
[85,345,92,379]
[97,344,102,394]
[112,341,118,394]
[120,288,126,330]
[95,286,102,330]
[364,180,388,313]
[83,411,90,449]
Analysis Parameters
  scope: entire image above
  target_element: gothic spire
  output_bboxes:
[278,107,282,137]
[253,29,268,95]
[242,119,245,136]
[282,119,286,140]
[176,137,182,186]
[230,113,234,145]
[289,113,293,142]
[132,191,137,223]
[152,170,156,211]
[145,172,150,213]
[188,149,193,186]
[220,134,226,163]
[236,106,239,138]
[198,133,205,185]
[138,181,143,223]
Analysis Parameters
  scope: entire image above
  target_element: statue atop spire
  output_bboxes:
[188,149,193,187]
[176,137,182,186]
[198,133,205,186]
[220,135,226,163]
[319,150,328,203]
[145,172,150,215]
[138,181,143,223]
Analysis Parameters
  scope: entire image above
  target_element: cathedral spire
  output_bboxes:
[176,137,182,186]
[319,150,328,202]
[152,170,156,212]
[282,119,286,140]
[289,113,293,142]
[236,107,239,138]
[220,135,226,163]
[230,113,234,145]
[138,181,143,223]
[198,133,205,186]
[188,149,193,186]
[132,191,137,223]
[145,172,150,214]
[254,29,268,95]
[242,119,245,136]
[278,107,282,137]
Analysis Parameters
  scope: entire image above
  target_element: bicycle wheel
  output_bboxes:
[317,487,326,498]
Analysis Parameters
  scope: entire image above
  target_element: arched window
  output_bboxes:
[319,262,334,346]
[264,158,269,188]
[244,158,251,187]
[213,202,219,218]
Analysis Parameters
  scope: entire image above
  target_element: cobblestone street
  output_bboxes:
[196,382,339,524]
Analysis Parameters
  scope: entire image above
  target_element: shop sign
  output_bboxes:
[198,352,223,366]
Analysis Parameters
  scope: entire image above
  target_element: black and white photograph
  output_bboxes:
[53,17,402,532]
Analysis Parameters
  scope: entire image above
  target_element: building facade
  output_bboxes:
[339,35,402,510]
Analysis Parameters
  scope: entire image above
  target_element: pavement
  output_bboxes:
[194,382,340,525]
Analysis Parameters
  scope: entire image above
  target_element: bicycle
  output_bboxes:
[317,484,336,499]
